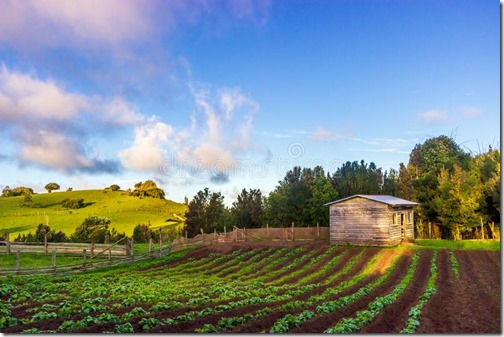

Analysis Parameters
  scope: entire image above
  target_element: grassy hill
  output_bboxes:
[0,189,187,238]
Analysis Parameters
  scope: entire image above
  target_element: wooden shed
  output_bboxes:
[324,194,418,246]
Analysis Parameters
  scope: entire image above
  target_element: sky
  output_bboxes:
[0,0,500,205]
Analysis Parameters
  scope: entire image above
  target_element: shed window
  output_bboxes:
[392,213,397,225]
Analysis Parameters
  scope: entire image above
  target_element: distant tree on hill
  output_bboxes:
[2,186,34,197]
[130,180,165,199]
[109,184,120,191]
[67,187,73,192]
[2,186,11,197]
[45,183,60,193]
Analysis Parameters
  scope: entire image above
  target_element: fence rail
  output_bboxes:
[0,225,328,277]
[0,241,126,257]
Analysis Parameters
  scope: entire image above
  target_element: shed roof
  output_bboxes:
[324,194,419,207]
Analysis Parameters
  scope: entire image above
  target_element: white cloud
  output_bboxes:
[118,119,174,171]
[19,129,92,170]
[460,107,482,119]
[219,87,258,121]
[418,110,448,124]
[0,0,154,50]
[100,97,145,126]
[119,85,259,180]
[310,127,357,141]
[0,66,88,122]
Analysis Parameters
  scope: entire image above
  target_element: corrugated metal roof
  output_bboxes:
[324,194,419,207]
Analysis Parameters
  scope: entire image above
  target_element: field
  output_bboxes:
[0,190,187,237]
[0,241,500,333]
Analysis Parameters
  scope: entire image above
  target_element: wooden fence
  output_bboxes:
[171,225,330,251]
[0,225,328,276]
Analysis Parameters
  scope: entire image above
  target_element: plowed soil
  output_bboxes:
[2,241,500,334]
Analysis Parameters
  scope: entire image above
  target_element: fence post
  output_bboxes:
[126,239,131,257]
[82,249,87,272]
[214,228,217,242]
[149,238,153,257]
[480,217,485,240]
[266,223,269,238]
[130,238,135,260]
[292,222,294,241]
[5,233,10,256]
[159,233,162,258]
[51,250,56,276]
[16,250,20,274]
[317,222,320,238]
[108,248,111,260]
[90,242,94,258]
[44,234,48,256]
[185,231,188,243]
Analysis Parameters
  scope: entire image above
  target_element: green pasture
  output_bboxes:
[0,189,187,237]
[413,239,501,251]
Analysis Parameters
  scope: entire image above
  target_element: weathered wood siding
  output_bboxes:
[329,197,392,246]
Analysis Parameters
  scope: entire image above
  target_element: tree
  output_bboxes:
[434,164,481,240]
[35,223,52,242]
[381,168,398,196]
[70,216,111,243]
[109,184,120,191]
[472,148,500,225]
[307,176,338,226]
[405,136,471,238]
[330,160,383,198]
[45,183,60,193]
[2,186,11,197]
[231,189,263,228]
[184,188,227,237]
[132,224,152,243]
[131,180,165,199]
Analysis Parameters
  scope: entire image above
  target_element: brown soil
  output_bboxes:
[359,249,434,333]
[417,249,501,333]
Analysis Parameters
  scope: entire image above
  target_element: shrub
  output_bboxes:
[61,198,85,209]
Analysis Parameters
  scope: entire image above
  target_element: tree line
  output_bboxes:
[184,135,500,240]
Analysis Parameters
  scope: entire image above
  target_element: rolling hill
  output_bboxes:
[0,189,188,238]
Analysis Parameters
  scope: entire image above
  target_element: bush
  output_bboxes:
[61,198,85,209]
[109,184,120,191]
[132,224,153,243]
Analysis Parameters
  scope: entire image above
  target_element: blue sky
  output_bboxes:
[0,0,499,205]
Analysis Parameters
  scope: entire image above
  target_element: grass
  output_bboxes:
[414,239,500,251]
[0,253,106,268]
[0,189,187,237]
[0,243,170,268]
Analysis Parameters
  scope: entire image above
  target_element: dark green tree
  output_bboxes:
[184,188,227,237]
[131,180,165,199]
[70,216,111,243]
[45,183,60,193]
[231,189,263,228]
[132,224,152,243]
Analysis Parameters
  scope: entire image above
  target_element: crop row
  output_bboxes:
[0,245,451,333]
